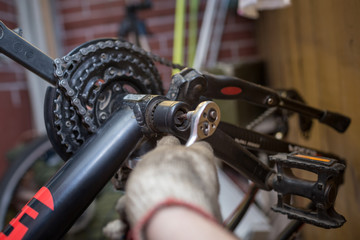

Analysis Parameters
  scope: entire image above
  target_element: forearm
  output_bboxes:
[146,206,239,240]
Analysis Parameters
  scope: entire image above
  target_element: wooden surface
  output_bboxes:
[256,1,360,239]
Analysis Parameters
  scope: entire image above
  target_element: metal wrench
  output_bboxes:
[185,101,221,146]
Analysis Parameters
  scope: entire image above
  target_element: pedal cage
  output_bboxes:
[269,153,346,228]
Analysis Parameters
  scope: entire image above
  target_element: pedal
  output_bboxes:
[269,153,346,228]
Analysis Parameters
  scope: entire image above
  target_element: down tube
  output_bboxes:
[0,107,143,240]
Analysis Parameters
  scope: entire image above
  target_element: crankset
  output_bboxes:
[45,39,163,160]
[270,153,346,228]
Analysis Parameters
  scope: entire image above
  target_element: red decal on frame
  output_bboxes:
[33,187,54,211]
[0,187,54,240]
[220,86,242,95]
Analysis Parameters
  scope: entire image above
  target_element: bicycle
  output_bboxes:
[0,20,351,239]
[118,0,152,52]
[0,1,156,235]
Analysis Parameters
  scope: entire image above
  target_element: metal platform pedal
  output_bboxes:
[269,153,346,228]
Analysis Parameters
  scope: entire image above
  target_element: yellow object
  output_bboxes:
[172,0,186,75]
[188,0,199,67]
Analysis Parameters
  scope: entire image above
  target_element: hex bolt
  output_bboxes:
[208,109,217,122]
[267,97,274,105]
[113,84,121,92]
[202,122,209,136]
[100,112,107,121]
[174,110,187,127]
[275,132,284,139]
[65,121,72,128]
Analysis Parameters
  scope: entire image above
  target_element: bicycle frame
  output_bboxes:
[1,107,142,239]
[0,21,350,239]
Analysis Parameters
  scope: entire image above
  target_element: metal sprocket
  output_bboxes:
[45,39,163,160]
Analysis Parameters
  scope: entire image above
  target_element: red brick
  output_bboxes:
[139,7,175,19]
[0,90,32,177]
[64,35,88,50]
[0,20,17,29]
[89,1,125,12]
[147,21,174,34]
[0,71,23,83]
[63,15,122,31]
[60,5,84,15]
[155,63,172,91]
[148,39,161,51]
[0,1,15,13]
[238,46,257,57]
[0,62,25,73]
[217,48,233,60]
[225,10,253,25]
[93,29,118,39]
[57,0,82,10]
[221,29,254,42]
[57,0,258,81]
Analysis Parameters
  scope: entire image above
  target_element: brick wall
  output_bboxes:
[56,0,258,89]
[0,0,32,177]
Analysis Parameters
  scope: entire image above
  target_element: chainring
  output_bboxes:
[45,39,163,160]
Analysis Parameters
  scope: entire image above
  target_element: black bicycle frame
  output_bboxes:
[0,20,350,239]
[1,107,143,239]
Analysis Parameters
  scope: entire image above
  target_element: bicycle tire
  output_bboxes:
[0,135,53,229]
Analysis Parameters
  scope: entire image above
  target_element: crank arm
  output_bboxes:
[202,73,350,133]
[0,21,56,85]
[218,121,345,163]
[205,128,275,190]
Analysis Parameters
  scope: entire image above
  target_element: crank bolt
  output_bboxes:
[113,84,121,92]
[201,122,210,136]
[174,111,187,127]
[100,112,108,121]
[267,97,275,105]
[65,121,72,128]
[208,109,217,122]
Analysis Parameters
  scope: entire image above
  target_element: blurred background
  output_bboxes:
[0,0,359,239]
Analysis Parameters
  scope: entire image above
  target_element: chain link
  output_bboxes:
[52,39,173,155]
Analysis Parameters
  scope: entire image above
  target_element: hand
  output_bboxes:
[103,136,222,240]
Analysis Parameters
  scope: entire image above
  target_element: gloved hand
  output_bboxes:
[103,136,222,240]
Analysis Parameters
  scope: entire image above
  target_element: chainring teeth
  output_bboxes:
[51,39,163,157]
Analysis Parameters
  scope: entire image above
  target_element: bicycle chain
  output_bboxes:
[51,39,185,157]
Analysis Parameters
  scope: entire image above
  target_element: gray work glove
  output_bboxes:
[103,136,222,240]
